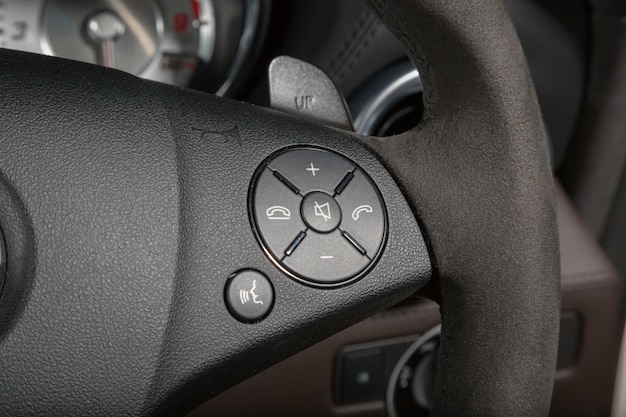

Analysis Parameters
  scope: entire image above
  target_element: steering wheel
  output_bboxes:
[0,0,560,415]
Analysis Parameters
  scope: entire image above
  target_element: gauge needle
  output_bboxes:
[86,12,126,68]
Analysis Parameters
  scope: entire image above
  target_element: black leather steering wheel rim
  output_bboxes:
[0,0,559,416]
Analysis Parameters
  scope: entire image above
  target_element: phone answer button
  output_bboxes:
[335,169,386,257]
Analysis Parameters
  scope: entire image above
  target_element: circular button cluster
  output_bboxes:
[250,147,387,286]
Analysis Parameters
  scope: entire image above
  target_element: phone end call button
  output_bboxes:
[253,168,307,258]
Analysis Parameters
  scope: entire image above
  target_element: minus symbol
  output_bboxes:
[320,255,334,259]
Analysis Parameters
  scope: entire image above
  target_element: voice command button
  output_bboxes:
[225,270,274,323]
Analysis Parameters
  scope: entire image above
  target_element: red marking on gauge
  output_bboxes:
[184,62,197,70]
[191,0,201,19]
[173,13,189,33]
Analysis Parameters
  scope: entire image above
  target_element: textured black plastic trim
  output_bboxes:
[0,226,4,298]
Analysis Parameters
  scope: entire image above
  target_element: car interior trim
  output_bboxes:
[613,320,626,417]
[215,0,261,96]
[192,180,622,417]
[348,60,422,136]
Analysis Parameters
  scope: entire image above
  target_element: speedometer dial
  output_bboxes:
[0,0,215,87]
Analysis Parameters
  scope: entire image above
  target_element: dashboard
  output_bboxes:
[0,0,266,94]
[1,1,622,416]
[0,0,586,156]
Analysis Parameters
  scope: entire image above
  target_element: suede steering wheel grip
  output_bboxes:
[360,0,560,415]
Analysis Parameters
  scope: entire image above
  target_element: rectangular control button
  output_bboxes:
[338,348,384,404]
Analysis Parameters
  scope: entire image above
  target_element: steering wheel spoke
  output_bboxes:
[0,50,433,416]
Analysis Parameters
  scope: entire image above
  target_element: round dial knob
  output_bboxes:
[387,326,441,417]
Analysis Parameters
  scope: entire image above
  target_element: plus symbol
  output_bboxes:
[306,163,319,176]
